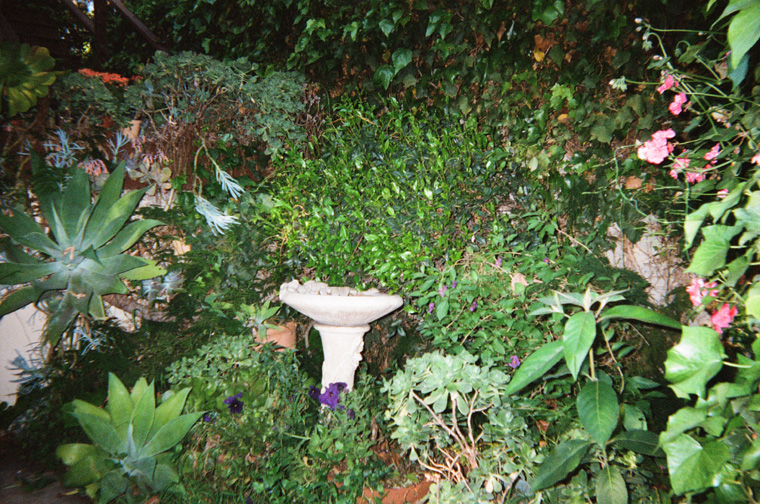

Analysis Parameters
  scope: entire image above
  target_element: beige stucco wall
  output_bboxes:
[0,304,45,405]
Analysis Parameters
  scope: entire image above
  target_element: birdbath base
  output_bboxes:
[315,323,370,391]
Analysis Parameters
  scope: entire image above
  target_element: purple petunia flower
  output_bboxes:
[495,257,502,268]
[428,302,435,314]
[438,285,447,297]
[451,281,457,289]
[224,392,244,414]
[317,382,345,410]
[508,355,521,369]
[308,385,320,401]
[470,301,477,312]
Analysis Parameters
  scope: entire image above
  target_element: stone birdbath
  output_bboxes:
[279,280,403,390]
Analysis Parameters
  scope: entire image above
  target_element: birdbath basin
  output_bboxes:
[279,280,403,390]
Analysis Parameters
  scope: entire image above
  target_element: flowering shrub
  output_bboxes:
[621,16,760,500]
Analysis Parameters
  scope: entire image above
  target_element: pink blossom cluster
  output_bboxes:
[637,129,675,164]
[686,277,718,307]
[711,303,738,334]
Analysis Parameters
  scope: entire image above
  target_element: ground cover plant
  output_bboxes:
[1,1,759,503]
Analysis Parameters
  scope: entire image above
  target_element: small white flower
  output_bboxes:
[195,195,239,235]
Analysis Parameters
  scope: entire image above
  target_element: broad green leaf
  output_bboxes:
[600,305,681,330]
[140,412,202,458]
[577,380,618,446]
[61,168,91,238]
[375,65,394,90]
[665,326,726,399]
[727,2,760,69]
[131,377,150,404]
[131,382,156,449]
[72,398,111,421]
[99,470,128,504]
[0,261,58,285]
[622,404,647,431]
[85,187,149,250]
[684,203,710,249]
[659,406,708,445]
[379,19,395,37]
[563,311,596,380]
[0,286,40,316]
[392,48,413,75]
[148,387,192,439]
[504,340,564,394]
[107,373,133,428]
[595,465,627,504]
[741,437,760,471]
[532,439,593,490]
[686,225,741,276]
[98,219,163,257]
[613,430,663,456]
[56,443,97,466]
[71,412,126,455]
[61,455,110,488]
[153,462,181,492]
[436,297,449,320]
[663,434,730,495]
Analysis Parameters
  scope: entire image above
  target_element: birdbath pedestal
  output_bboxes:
[279,280,403,390]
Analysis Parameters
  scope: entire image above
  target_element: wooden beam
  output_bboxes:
[60,0,96,33]
[94,0,108,64]
[109,0,166,52]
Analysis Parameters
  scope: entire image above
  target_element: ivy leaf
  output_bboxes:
[595,465,627,504]
[665,326,726,399]
[563,311,596,380]
[532,439,593,490]
[379,19,395,37]
[577,380,618,446]
[392,48,413,75]
[686,224,741,276]
[374,65,394,90]
[662,434,730,495]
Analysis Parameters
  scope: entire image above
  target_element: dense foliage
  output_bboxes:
[1,1,759,503]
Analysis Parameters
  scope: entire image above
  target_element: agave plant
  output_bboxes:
[0,155,164,345]
[57,373,202,503]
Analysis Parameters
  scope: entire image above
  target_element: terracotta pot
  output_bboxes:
[254,321,296,350]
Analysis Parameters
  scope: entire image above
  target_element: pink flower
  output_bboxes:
[711,303,738,334]
[684,170,704,184]
[495,257,502,268]
[686,277,718,307]
[80,158,108,176]
[751,152,760,165]
[669,93,688,115]
[638,129,676,165]
[704,144,721,162]
[669,156,689,179]
[716,188,729,199]
[657,74,676,94]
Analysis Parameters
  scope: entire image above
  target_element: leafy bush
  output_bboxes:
[261,98,513,290]
[165,330,392,503]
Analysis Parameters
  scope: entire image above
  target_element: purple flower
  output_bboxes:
[451,281,458,289]
[428,302,435,314]
[203,413,214,423]
[508,355,521,369]
[317,382,347,410]
[543,257,550,264]
[224,392,244,414]
[347,408,356,420]
[495,257,502,268]
[438,285,447,297]
[308,385,320,401]
[470,301,477,312]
